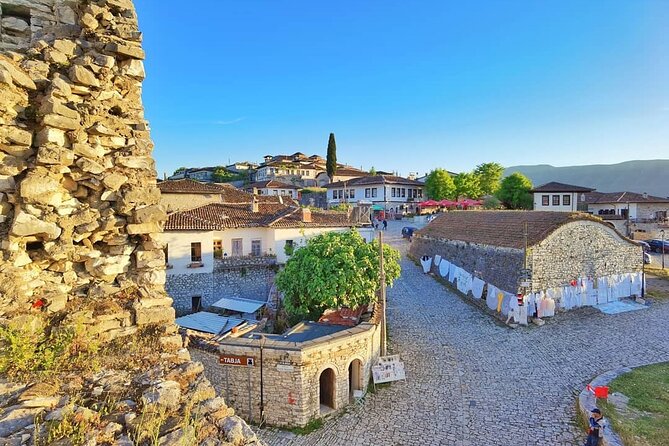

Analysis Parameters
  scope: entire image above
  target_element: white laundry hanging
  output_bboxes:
[439,260,450,278]
[434,255,442,266]
[486,284,499,310]
[420,257,432,273]
[456,269,473,295]
[448,263,456,282]
[631,272,643,296]
[471,278,485,299]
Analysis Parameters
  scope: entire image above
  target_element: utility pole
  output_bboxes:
[661,229,666,270]
[379,231,387,356]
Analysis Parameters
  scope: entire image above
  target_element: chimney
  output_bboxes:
[302,207,312,223]
[251,196,259,213]
[643,192,648,199]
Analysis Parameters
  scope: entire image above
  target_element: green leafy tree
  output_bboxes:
[473,162,504,195]
[212,167,245,183]
[173,167,186,175]
[275,230,401,320]
[326,133,337,182]
[369,166,377,176]
[496,172,533,209]
[483,196,501,209]
[453,172,482,199]
[424,168,456,200]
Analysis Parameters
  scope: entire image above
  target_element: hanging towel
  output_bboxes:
[420,257,432,273]
[501,293,512,316]
[496,292,504,313]
[456,269,473,295]
[439,260,450,278]
[518,304,529,326]
[434,255,442,266]
[543,298,555,317]
[471,278,485,299]
[631,272,643,296]
[486,285,499,310]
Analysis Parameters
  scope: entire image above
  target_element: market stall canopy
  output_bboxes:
[212,297,265,314]
[439,199,457,207]
[372,205,385,211]
[419,200,439,207]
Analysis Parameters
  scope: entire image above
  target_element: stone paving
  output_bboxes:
[259,221,669,445]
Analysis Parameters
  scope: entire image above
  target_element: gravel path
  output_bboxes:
[260,221,669,445]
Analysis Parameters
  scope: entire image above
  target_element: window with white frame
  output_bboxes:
[371,188,377,198]
[365,188,371,198]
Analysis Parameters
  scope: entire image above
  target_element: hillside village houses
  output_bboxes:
[253,152,369,187]
[160,198,373,315]
[531,181,669,238]
[325,175,425,216]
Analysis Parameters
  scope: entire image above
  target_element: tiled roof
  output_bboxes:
[246,180,299,190]
[325,175,424,188]
[165,203,358,231]
[584,191,669,204]
[416,211,628,249]
[158,179,229,194]
[318,306,367,327]
[530,182,595,193]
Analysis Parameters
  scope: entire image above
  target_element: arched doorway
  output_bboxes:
[319,368,336,412]
[348,359,363,400]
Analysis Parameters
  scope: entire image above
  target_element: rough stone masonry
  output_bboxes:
[0,1,262,444]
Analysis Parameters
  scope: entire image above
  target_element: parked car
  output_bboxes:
[402,226,418,240]
[647,239,669,253]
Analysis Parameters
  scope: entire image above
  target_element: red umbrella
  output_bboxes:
[419,200,439,207]
[439,199,456,207]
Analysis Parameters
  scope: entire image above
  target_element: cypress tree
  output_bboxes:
[326,133,337,182]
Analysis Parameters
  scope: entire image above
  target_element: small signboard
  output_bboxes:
[276,363,294,373]
[372,355,406,384]
[219,354,255,367]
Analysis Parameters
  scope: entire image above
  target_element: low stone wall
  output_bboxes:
[166,265,275,315]
[192,321,382,428]
[409,236,524,293]
[215,256,277,270]
[578,368,628,446]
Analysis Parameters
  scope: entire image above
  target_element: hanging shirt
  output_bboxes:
[434,255,442,266]
[420,257,432,273]
[457,269,473,295]
[471,278,485,299]
[439,260,450,278]
[501,294,512,316]
[543,298,555,317]
[487,285,499,310]
[518,305,529,326]
[448,263,456,282]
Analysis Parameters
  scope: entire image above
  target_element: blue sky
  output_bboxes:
[134,0,669,178]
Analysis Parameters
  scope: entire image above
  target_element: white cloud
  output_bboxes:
[213,117,246,125]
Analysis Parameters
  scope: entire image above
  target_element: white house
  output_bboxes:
[531,182,594,212]
[324,175,425,215]
[244,180,300,198]
[160,202,373,315]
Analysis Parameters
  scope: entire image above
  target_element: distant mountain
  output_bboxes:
[504,160,669,198]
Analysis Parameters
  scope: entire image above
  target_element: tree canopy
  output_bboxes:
[275,230,401,320]
[496,172,533,209]
[474,162,504,195]
[424,168,456,200]
[453,172,482,199]
[326,133,337,181]
[212,167,246,183]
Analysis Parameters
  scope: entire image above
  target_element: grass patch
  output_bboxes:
[646,267,669,280]
[598,362,669,446]
[289,418,323,435]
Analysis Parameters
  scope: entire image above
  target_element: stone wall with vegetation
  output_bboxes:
[530,220,642,291]
[0,1,261,444]
[409,236,524,293]
[193,320,381,428]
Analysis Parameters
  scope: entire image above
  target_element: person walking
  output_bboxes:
[584,408,606,446]
[382,219,388,231]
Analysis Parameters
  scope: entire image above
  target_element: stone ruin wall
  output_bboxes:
[0,0,177,344]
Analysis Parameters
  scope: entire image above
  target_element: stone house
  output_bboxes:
[325,175,425,215]
[410,211,643,312]
[531,182,594,212]
[584,191,669,239]
[161,202,374,315]
[244,180,300,198]
[254,152,368,187]
[191,306,383,427]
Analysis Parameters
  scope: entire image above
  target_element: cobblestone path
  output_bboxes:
[260,222,669,445]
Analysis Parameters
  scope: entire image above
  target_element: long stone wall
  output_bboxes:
[409,236,524,293]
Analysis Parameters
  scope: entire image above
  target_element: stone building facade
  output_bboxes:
[191,311,382,428]
[410,211,643,297]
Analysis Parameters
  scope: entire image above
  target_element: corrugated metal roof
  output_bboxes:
[212,297,265,314]
[175,312,245,335]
